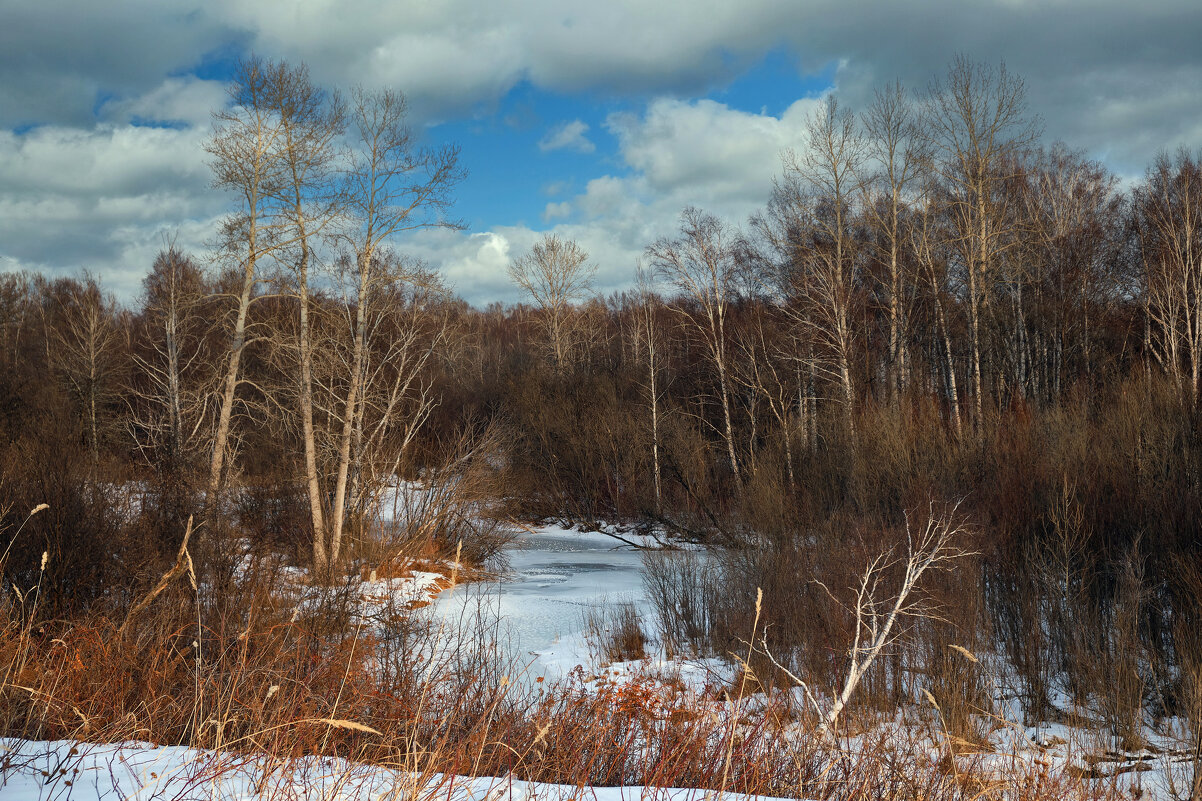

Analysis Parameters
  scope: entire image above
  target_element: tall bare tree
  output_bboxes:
[204,56,287,531]
[924,55,1040,426]
[508,234,596,369]
[1020,144,1120,401]
[794,96,865,445]
[128,246,212,536]
[129,246,210,472]
[762,97,866,449]
[909,175,964,438]
[318,87,463,575]
[862,81,927,402]
[633,264,665,510]
[1137,149,1202,404]
[47,275,125,467]
[262,61,346,570]
[648,208,742,483]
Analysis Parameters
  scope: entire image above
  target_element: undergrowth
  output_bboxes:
[0,522,1119,801]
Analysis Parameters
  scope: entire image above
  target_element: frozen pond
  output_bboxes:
[429,524,647,679]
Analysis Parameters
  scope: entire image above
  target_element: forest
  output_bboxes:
[2,54,1202,799]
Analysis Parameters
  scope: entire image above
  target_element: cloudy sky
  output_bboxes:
[2,1,1200,305]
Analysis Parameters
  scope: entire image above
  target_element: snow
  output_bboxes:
[0,738,796,801]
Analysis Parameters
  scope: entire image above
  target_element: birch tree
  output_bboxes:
[204,56,287,531]
[763,502,973,733]
[634,263,665,511]
[862,81,926,402]
[508,234,596,369]
[318,87,463,576]
[924,56,1040,426]
[789,96,866,447]
[261,61,345,571]
[129,247,210,473]
[648,208,743,484]
[1136,149,1202,405]
[47,275,125,467]
[128,247,212,535]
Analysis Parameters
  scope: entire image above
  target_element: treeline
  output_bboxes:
[2,55,1202,738]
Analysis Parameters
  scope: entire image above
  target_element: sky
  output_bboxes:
[1,0,1201,306]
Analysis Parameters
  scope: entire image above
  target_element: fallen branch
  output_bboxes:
[116,516,195,639]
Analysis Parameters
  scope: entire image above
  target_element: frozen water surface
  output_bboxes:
[429,524,648,679]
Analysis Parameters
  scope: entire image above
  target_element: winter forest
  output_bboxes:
[4,51,1202,800]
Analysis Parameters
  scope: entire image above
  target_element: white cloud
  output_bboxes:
[606,97,816,200]
[409,96,817,304]
[0,121,222,298]
[538,119,595,154]
[101,77,230,128]
[542,201,572,221]
[5,0,1202,304]
[4,0,1200,168]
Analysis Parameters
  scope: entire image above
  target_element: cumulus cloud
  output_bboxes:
[8,0,1199,160]
[412,96,816,304]
[0,2,233,128]
[101,77,230,128]
[538,120,595,153]
[606,97,816,201]
[542,201,572,221]
[0,121,221,298]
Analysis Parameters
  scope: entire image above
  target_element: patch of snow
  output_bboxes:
[0,738,801,801]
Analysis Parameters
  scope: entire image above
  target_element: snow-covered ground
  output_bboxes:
[8,507,1189,799]
[419,522,1193,799]
[0,738,793,801]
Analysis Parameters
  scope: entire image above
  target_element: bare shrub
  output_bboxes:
[583,602,648,664]
[360,423,517,571]
[641,549,719,657]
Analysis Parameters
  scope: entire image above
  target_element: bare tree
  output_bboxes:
[346,267,452,522]
[924,55,1041,426]
[1020,144,1120,402]
[318,87,463,575]
[1136,149,1202,405]
[508,234,596,369]
[129,246,211,472]
[204,56,288,530]
[909,173,964,438]
[633,263,665,510]
[862,81,927,402]
[47,275,125,466]
[759,97,865,450]
[733,310,799,490]
[262,60,346,569]
[648,208,743,484]
[792,96,866,446]
[0,272,34,372]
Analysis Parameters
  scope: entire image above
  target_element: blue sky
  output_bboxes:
[2,0,1200,305]
[442,51,827,232]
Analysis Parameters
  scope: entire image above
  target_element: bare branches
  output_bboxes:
[46,274,126,467]
[1136,148,1202,404]
[763,501,975,733]
[924,55,1042,426]
[648,208,743,482]
[508,234,596,368]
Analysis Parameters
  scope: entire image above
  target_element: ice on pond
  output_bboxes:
[429,523,649,680]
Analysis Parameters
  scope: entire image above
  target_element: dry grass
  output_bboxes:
[583,602,648,665]
[0,565,1125,801]
[0,499,1137,801]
